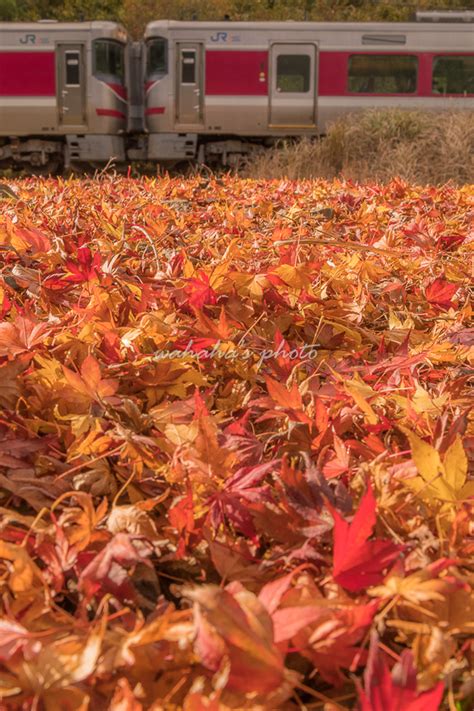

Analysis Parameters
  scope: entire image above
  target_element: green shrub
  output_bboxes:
[0,0,17,20]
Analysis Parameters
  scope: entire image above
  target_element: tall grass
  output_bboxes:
[243,109,474,184]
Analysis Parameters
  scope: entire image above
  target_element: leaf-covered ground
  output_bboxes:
[0,176,473,710]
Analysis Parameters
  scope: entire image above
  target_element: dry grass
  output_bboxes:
[242,109,474,184]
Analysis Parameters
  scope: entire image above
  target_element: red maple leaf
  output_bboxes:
[78,533,152,602]
[331,483,403,592]
[207,460,278,540]
[425,277,457,309]
[437,232,466,251]
[184,271,217,310]
[357,632,444,711]
[169,488,195,558]
[0,291,11,319]
[64,247,102,283]
[13,226,51,253]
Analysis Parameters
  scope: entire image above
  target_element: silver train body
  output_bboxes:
[0,21,128,169]
[0,13,473,170]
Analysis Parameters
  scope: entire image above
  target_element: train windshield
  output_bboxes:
[94,40,125,83]
[147,37,168,78]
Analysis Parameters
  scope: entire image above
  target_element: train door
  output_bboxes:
[57,44,86,127]
[269,43,317,128]
[176,42,204,126]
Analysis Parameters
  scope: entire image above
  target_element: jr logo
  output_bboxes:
[210,31,228,42]
[19,33,36,44]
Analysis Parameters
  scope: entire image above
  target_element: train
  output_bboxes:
[0,11,473,172]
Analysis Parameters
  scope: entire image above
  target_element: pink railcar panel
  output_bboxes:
[0,51,56,96]
[206,50,268,95]
[318,52,347,96]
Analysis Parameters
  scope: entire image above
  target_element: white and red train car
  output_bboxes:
[0,20,128,170]
[144,16,474,165]
[0,12,473,170]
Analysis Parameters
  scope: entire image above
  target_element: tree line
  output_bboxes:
[1,0,472,37]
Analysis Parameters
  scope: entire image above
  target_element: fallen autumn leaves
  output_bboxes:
[0,175,472,710]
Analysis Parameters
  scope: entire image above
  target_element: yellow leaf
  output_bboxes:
[230,272,269,301]
[403,475,439,505]
[210,260,230,289]
[460,481,474,501]
[400,428,454,501]
[272,264,311,290]
[32,619,105,690]
[443,435,468,493]
[411,384,448,416]
[183,259,195,278]
[67,428,114,459]
[0,541,43,593]
[403,433,471,505]
[165,421,199,446]
[63,355,117,403]
[369,567,453,604]
[388,309,415,330]
[344,376,378,425]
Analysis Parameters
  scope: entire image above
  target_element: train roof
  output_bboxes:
[0,20,127,34]
[145,19,474,34]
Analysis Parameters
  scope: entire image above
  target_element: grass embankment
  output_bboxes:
[244,109,474,184]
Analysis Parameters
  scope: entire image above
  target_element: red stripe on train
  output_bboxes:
[105,82,128,100]
[96,108,126,119]
[204,49,474,98]
[0,52,55,96]
[145,107,165,115]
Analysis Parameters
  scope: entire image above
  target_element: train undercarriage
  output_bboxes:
[0,137,64,174]
[0,133,278,174]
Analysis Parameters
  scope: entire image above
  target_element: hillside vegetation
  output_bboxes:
[0,0,470,36]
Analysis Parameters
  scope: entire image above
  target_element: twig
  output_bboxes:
[55,444,124,480]
[295,681,347,709]
[273,237,402,257]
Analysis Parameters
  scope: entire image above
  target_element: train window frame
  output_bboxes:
[276,54,311,93]
[348,54,418,95]
[146,37,168,80]
[65,51,80,87]
[93,39,125,84]
[432,54,474,95]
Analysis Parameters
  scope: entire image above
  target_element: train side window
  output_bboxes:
[276,55,310,92]
[181,51,196,84]
[65,51,80,86]
[432,55,474,94]
[64,50,81,86]
[94,40,125,83]
[348,54,418,93]
[147,37,168,78]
